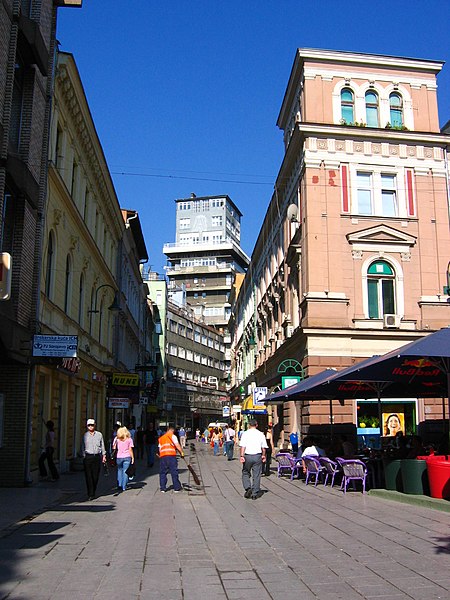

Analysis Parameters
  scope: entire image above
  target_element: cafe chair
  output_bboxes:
[302,455,323,486]
[319,457,341,487]
[275,453,301,480]
[337,458,368,494]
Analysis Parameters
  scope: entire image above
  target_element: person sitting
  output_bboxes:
[299,436,326,458]
[394,432,409,458]
[406,435,426,459]
[340,434,356,457]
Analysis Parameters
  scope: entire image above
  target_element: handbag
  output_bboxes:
[125,462,136,479]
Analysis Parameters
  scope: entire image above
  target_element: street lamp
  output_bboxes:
[88,284,121,334]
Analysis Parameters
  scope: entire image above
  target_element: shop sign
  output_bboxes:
[253,387,268,405]
[282,376,302,389]
[222,406,230,417]
[33,334,78,357]
[139,396,148,405]
[146,405,158,413]
[108,397,129,409]
[112,373,139,387]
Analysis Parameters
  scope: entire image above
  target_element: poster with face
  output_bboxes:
[383,412,405,437]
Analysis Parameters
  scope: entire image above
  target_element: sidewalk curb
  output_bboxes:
[368,488,450,512]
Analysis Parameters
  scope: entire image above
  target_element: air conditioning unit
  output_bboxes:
[383,314,400,329]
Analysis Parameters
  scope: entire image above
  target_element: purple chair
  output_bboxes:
[275,453,301,480]
[302,455,323,486]
[337,458,368,494]
[319,457,340,487]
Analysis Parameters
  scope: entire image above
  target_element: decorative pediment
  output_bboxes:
[347,224,416,253]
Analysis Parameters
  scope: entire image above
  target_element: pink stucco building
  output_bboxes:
[231,49,450,449]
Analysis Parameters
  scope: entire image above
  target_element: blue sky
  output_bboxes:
[57,1,450,273]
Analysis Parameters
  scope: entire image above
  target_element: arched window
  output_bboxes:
[365,91,379,127]
[340,88,354,124]
[78,274,84,326]
[64,254,72,314]
[45,232,54,298]
[367,260,395,318]
[389,93,403,127]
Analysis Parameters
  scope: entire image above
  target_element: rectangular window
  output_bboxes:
[354,170,399,217]
[368,279,379,318]
[381,175,397,217]
[356,172,372,215]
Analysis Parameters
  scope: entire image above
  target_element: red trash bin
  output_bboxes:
[425,455,450,500]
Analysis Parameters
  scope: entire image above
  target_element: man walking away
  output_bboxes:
[82,419,107,500]
[224,424,236,460]
[158,424,184,493]
[239,419,267,500]
[178,426,186,449]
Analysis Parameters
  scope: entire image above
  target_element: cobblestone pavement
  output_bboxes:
[0,442,449,600]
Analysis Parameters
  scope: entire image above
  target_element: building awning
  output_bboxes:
[241,395,267,414]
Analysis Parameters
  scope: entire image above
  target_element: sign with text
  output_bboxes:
[222,406,230,417]
[111,373,139,387]
[32,335,78,357]
[108,398,130,409]
[253,387,268,405]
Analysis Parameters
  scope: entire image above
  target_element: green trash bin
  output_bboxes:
[401,459,429,495]
[383,458,403,492]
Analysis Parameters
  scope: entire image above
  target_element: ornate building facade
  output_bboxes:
[231,49,450,448]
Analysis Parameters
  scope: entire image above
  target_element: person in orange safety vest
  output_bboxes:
[158,424,184,493]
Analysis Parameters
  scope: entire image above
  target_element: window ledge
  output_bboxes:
[353,319,416,330]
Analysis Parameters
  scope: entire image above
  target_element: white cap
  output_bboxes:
[87,419,95,426]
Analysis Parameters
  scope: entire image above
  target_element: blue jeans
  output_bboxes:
[213,441,220,455]
[116,457,131,490]
[225,440,234,460]
[159,456,182,491]
[146,444,156,466]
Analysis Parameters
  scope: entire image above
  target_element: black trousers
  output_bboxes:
[264,447,272,475]
[39,447,59,480]
[83,454,101,497]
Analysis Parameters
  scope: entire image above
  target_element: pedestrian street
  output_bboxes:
[0,442,449,600]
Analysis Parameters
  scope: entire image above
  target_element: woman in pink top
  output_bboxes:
[112,426,135,492]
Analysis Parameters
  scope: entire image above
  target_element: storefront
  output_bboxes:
[356,398,417,450]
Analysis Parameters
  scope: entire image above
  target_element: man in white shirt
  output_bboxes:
[239,419,267,499]
[224,425,236,461]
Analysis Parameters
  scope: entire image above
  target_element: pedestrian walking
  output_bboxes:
[82,419,106,500]
[144,423,157,467]
[195,428,200,441]
[239,419,267,500]
[264,424,274,475]
[211,427,221,456]
[224,424,236,460]
[135,426,144,459]
[158,424,184,493]
[112,426,135,493]
[178,426,186,449]
[38,420,59,481]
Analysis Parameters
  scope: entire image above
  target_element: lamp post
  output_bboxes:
[88,283,121,336]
